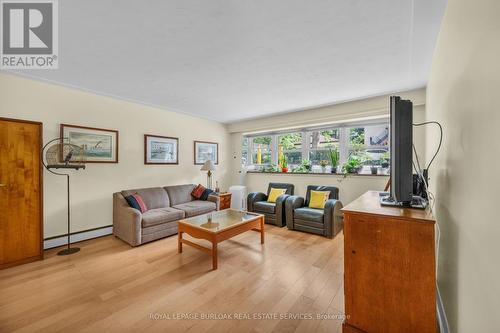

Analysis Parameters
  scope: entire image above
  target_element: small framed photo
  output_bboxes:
[144,134,179,165]
[61,124,119,163]
[194,141,218,165]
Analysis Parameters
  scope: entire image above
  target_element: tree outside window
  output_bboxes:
[309,129,340,166]
[278,133,302,167]
[252,136,272,165]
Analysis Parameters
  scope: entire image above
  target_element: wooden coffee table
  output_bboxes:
[177,209,265,270]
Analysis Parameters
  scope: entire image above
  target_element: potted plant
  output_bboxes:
[319,160,329,173]
[292,159,312,173]
[328,147,339,173]
[280,155,289,173]
[264,164,280,172]
[370,166,379,175]
[342,156,362,174]
[381,152,390,169]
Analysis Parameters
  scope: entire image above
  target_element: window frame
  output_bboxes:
[242,119,390,173]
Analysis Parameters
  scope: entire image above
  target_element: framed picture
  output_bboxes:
[144,134,179,165]
[194,141,218,165]
[61,124,119,163]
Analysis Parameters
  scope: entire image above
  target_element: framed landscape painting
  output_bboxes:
[144,135,179,165]
[61,124,119,163]
[194,141,218,165]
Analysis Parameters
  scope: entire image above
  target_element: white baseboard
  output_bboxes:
[44,226,113,249]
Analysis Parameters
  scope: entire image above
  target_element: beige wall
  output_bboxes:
[426,0,500,331]
[228,90,426,205]
[0,73,230,238]
[227,88,426,134]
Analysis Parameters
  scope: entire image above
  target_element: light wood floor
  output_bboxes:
[0,225,345,333]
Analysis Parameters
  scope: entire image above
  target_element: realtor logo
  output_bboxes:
[1,0,58,69]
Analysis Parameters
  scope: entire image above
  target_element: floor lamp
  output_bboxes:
[201,160,216,189]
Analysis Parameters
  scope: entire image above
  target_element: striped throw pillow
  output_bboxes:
[125,194,148,213]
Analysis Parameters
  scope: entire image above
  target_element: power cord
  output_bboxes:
[412,121,443,279]
[413,121,443,172]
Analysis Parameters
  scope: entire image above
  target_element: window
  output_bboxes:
[308,129,340,166]
[243,120,390,174]
[251,136,272,165]
[241,137,249,167]
[347,124,389,172]
[278,132,302,167]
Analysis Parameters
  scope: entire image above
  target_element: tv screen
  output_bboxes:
[390,96,413,204]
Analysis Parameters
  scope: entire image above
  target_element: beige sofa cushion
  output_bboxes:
[122,187,170,209]
[141,207,184,228]
[173,200,216,217]
[164,184,196,206]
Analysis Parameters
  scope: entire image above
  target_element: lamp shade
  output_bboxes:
[200,160,216,171]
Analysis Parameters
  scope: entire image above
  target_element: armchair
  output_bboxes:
[285,185,343,238]
[247,183,294,227]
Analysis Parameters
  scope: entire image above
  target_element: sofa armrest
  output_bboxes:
[324,199,344,238]
[247,192,267,212]
[207,194,220,211]
[275,194,290,227]
[113,192,143,246]
[285,196,305,229]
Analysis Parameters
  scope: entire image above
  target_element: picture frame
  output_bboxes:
[60,124,119,163]
[194,141,219,165]
[144,134,179,165]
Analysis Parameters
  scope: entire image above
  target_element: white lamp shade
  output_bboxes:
[200,160,216,171]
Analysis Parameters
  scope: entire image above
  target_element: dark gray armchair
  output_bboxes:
[247,183,294,227]
[285,185,343,238]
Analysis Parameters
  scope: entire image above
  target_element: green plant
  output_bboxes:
[279,154,288,169]
[342,156,362,173]
[263,164,280,172]
[319,160,329,168]
[292,159,312,173]
[328,147,339,168]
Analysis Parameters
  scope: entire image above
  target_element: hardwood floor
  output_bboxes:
[0,225,345,333]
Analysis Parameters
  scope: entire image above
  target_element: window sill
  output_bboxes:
[246,171,389,177]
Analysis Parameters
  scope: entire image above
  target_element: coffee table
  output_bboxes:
[177,209,265,270]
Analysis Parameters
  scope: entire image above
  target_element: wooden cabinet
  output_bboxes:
[0,117,43,269]
[217,192,231,210]
[342,191,436,333]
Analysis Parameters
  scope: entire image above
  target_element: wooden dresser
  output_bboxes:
[341,191,436,333]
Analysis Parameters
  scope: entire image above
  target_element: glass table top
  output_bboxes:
[179,209,262,232]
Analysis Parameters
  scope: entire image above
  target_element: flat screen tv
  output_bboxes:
[382,96,413,205]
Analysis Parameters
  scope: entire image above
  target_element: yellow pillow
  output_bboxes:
[309,190,330,209]
[268,188,287,203]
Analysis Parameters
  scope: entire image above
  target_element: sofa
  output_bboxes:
[247,182,294,227]
[113,184,219,246]
[285,185,343,238]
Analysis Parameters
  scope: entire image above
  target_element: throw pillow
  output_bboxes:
[125,194,148,213]
[267,188,287,203]
[200,188,214,201]
[309,190,330,209]
[192,184,206,199]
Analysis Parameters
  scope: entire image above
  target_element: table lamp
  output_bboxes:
[200,160,216,189]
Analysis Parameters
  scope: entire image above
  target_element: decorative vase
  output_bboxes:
[282,167,288,173]
[370,166,378,175]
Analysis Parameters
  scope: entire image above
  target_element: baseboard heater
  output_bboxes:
[43,225,113,249]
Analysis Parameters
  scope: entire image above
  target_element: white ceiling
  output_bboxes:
[7,0,447,123]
